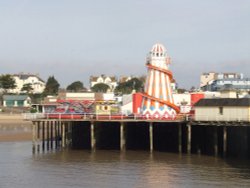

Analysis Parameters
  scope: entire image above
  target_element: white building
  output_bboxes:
[90,75,117,92]
[3,95,31,107]
[200,72,243,90]
[194,98,250,122]
[8,73,45,94]
[173,93,192,113]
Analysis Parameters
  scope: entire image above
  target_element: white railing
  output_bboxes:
[194,114,250,122]
[22,112,185,121]
[22,113,46,120]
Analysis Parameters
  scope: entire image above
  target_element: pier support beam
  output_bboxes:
[149,122,153,152]
[42,121,45,151]
[32,122,36,154]
[214,127,218,156]
[46,121,50,150]
[187,123,191,154]
[55,121,58,148]
[223,126,227,157]
[58,121,61,147]
[62,121,65,148]
[120,122,126,151]
[91,122,96,151]
[178,123,182,153]
[50,121,53,149]
[37,121,40,153]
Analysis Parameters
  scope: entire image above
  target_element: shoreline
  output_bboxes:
[0,114,32,142]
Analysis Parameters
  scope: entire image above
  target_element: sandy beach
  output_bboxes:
[0,114,33,142]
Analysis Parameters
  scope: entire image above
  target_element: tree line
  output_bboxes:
[0,74,145,96]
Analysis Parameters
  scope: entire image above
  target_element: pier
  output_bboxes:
[29,115,250,158]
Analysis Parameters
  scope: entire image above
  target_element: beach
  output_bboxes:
[0,114,32,142]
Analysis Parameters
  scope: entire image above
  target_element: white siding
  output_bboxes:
[195,106,249,121]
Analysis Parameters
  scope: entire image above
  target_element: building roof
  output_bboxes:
[215,78,250,82]
[194,98,250,107]
[13,73,45,83]
[90,75,117,82]
[3,95,30,101]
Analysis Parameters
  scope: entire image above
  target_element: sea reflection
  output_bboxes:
[1,142,250,188]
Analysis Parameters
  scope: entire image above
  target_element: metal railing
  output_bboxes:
[194,114,250,122]
[22,112,186,121]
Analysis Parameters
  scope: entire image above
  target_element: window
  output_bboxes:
[219,107,223,115]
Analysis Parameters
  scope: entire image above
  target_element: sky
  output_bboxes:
[0,0,250,89]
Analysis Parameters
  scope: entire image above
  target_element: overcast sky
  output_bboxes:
[0,0,249,89]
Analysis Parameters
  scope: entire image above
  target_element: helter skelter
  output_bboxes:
[141,43,180,119]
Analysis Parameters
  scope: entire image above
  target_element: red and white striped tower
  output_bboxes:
[141,43,179,119]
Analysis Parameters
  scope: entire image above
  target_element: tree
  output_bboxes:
[115,77,144,94]
[0,74,16,93]
[21,83,33,94]
[66,81,86,92]
[91,83,110,93]
[177,88,187,94]
[190,86,196,92]
[43,76,60,96]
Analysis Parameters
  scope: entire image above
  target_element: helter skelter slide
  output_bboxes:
[141,43,180,119]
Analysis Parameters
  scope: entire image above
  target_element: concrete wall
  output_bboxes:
[195,106,250,121]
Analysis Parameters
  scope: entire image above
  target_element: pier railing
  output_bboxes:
[194,114,249,122]
[22,113,186,121]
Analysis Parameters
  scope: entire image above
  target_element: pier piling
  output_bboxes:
[187,123,191,154]
[223,126,227,157]
[149,122,153,152]
[120,122,126,151]
[178,123,182,153]
[91,122,96,151]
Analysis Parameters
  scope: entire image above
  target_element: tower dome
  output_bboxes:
[150,43,167,57]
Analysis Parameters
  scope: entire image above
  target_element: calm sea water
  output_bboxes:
[1,142,250,188]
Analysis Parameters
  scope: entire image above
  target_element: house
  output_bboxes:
[8,73,45,94]
[119,76,133,83]
[90,75,117,92]
[200,72,245,91]
[3,95,31,107]
[194,98,250,122]
[210,78,250,91]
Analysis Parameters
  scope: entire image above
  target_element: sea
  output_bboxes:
[1,142,250,188]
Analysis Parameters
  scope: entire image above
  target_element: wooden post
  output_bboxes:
[37,121,40,153]
[178,123,182,153]
[223,126,227,157]
[187,123,191,154]
[120,122,126,151]
[149,122,153,152]
[32,122,36,154]
[55,121,58,148]
[50,121,53,149]
[66,122,72,146]
[91,122,96,151]
[59,121,62,147]
[47,121,50,150]
[42,121,45,151]
[214,126,218,156]
[62,122,65,148]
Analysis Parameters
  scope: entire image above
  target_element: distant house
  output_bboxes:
[3,95,31,107]
[90,75,117,92]
[119,76,133,83]
[8,73,45,94]
[200,72,249,91]
[209,78,250,91]
[194,98,250,122]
